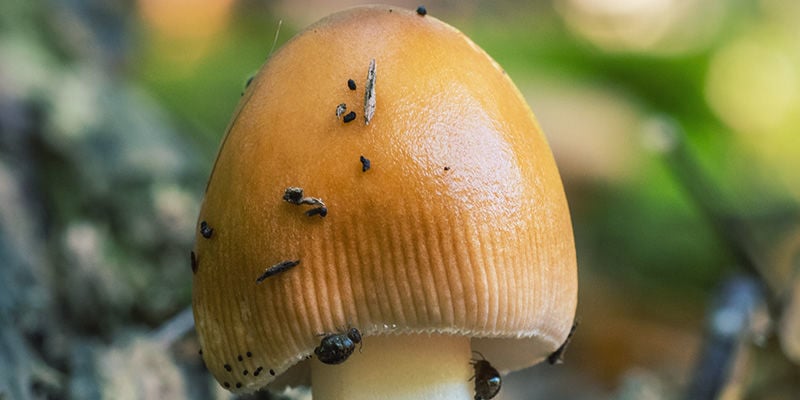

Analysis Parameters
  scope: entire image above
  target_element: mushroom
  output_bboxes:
[192,5,577,399]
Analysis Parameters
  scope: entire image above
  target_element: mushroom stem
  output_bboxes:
[311,334,472,399]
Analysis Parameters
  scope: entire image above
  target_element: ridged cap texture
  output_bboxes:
[192,5,577,392]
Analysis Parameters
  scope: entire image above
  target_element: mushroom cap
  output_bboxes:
[192,5,577,392]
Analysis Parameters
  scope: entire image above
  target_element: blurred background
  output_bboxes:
[1,0,798,399]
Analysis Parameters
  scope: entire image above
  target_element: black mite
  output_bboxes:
[200,221,213,238]
[343,111,357,123]
[305,206,328,217]
[347,79,357,90]
[548,321,578,365]
[471,352,501,400]
[360,155,371,172]
[416,6,427,16]
[314,328,362,364]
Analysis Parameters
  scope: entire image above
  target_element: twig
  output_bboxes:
[149,306,195,348]
[685,276,763,400]
[647,117,781,305]
[364,59,376,125]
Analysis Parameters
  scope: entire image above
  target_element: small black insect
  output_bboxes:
[256,260,301,283]
[283,187,327,218]
[224,363,232,372]
[347,79,357,90]
[283,187,305,204]
[359,155,371,172]
[547,321,578,365]
[190,251,198,274]
[305,206,328,217]
[314,328,362,365]
[416,6,427,16]
[471,352,501,400]
[200,221,213,238]
[444,166,451,171]
[343,111,357,123]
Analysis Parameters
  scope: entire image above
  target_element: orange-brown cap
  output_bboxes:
[192,5,577,393]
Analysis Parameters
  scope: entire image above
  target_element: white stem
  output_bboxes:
[311,334,473,400]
